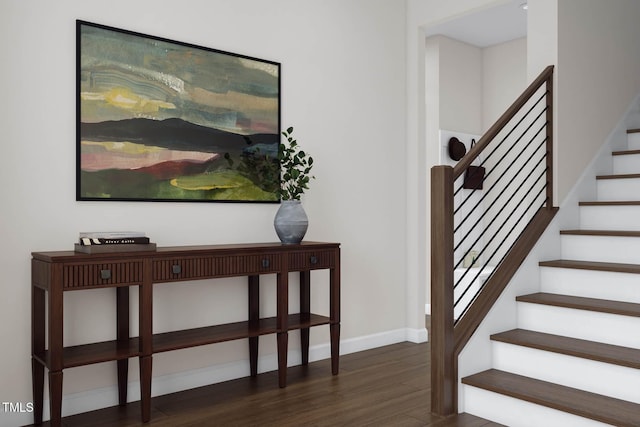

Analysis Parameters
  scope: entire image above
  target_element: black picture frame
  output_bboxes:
[77,20,281,203]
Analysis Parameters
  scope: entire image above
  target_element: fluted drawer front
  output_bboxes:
[154,254,281,282]
[63,262,143,289]
[289,250,335,271]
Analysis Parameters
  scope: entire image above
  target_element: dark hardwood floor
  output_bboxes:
[27,323,501,426]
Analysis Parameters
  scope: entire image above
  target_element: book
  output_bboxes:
[79,231,147,239]
[79,236,151,246]
[74,243,157,254]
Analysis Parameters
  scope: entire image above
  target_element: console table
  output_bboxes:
[31,241,340,426]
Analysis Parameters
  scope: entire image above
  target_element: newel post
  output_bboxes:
[545,69,554,209]
[430,165,455,415]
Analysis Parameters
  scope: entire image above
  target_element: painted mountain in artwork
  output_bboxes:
[81,118,278,153]
[79,118,279,202]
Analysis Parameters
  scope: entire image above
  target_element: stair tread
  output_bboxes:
[540,259,640,274]
[613,149,640,156]
[516,292,640,317]
[462,369,640,426]
[491,329,640,369]
[596,173,640,179]
[579,200,640,206]
[560,229,640,237]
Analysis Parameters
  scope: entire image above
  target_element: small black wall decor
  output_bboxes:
[77,20,281,202]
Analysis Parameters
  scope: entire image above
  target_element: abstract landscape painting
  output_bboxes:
[77,21,280,202]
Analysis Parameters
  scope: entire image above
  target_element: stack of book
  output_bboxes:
[75,231,156,253]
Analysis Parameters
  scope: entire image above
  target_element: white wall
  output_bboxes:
[438,37,483,135]
[0,0,409,423]
[483,37,527,129]
[528,0,640,204]
[556,0,640,203]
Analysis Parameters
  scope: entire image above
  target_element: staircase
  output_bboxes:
[461,129,640,427]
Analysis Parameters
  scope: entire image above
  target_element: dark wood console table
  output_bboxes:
[31,241,340,426]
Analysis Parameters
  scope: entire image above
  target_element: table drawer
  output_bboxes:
[63,261,144,289]
[153,253,281,282]
[289,250,336,271]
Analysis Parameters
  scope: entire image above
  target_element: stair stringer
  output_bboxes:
[456,93,640,415]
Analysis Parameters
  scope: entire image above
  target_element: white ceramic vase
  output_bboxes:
[274,200,308,244]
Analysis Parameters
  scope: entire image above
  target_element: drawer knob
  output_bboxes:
[172,264,182,274]
[100,269,111,280]
[310,256,318,265]
[262,258,270,268]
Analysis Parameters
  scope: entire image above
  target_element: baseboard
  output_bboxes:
[406,327,429,343]
[28,327,427,423]
[425,303,431,315]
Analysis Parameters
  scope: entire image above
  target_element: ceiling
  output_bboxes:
[424,0,527,48]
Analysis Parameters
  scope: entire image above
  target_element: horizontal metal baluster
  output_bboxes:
[454,132,548,246]
[454,110,548,216]
[453,152,548,276]
[454,196,548,321]
[453,90,548,198]
[454,174,547,313]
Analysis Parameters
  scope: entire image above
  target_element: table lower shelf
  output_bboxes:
[33,313,331,369]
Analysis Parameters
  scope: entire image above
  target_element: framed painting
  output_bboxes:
[77,20,280,202]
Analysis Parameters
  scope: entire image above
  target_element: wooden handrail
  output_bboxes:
[430,65,555,416]
[453,65,554,179]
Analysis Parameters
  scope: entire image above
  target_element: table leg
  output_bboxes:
[248,276,259,377]
[117,360,129,406]
[116,287,129,405]
[277,332,288,388]
[276,270,289,388]
[330,324,340,375]
[31,358,44,425]
[48,266,64,427]
[330,257,341,375]
[31,284,45,425]
[138,270,153,423]
[139,355,152,423]
[48,371,63,427]
[300,271,311,365]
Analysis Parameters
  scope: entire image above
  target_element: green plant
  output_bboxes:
[278,126,315,200]
[223,148,279,194]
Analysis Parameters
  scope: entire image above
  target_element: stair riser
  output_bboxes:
[613,153,640,174]
[628,132,640,150]
[596,177,640,201]
[492,342,640,403]
[540,267,640,304]
[463,386,611,427]
[560,235,640,264]
[580,205,640,230]
[517,302,640,349]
